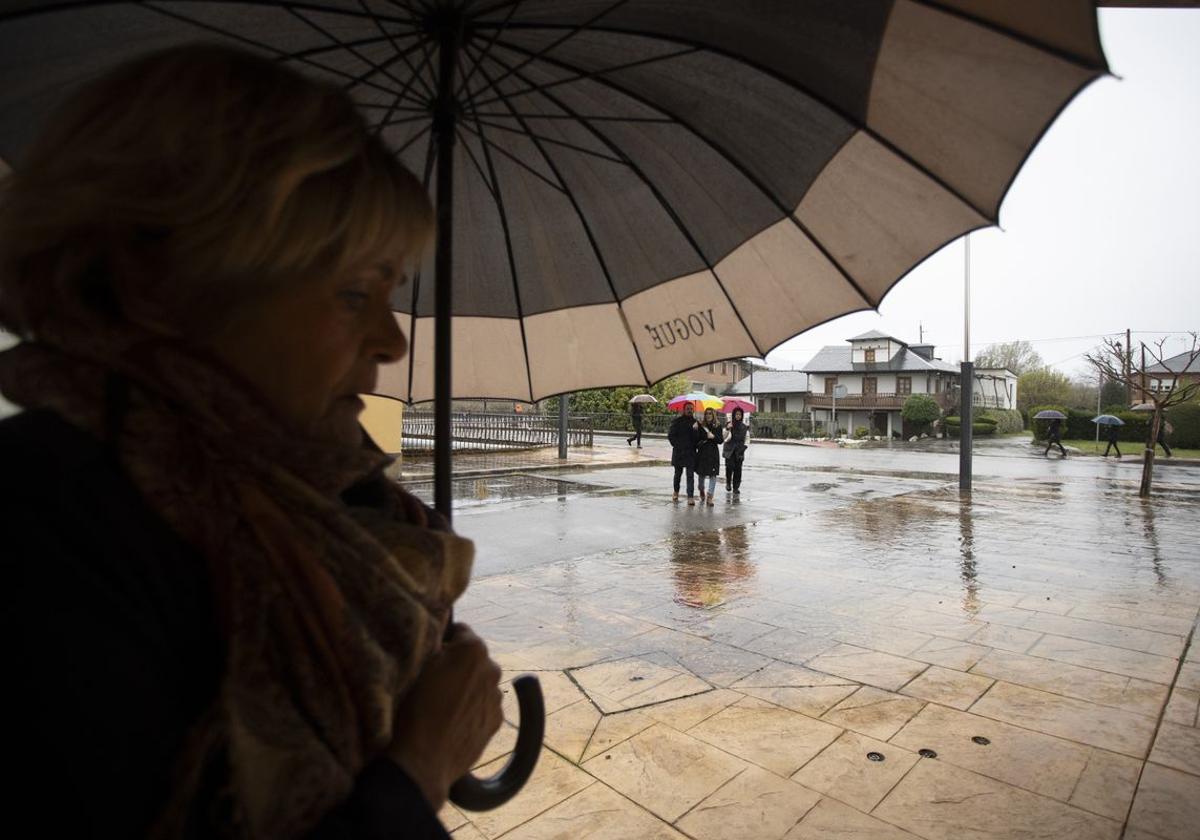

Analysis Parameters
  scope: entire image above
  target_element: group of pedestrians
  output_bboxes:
[1046,416,1174,458]
[666,404,749,505]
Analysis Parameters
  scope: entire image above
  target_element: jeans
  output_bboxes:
[725,457,743,490]
[627,418,642,446]
[701,474,717,497]
[673,465,695,496]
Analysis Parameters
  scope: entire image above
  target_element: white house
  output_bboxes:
[973,368,1018,411]
[802,330,959,437]
[726,370,810,414]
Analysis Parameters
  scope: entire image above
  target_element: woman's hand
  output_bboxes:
[388,623,503,811]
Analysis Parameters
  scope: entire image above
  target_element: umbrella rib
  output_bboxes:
[0,0,419,26]
[468,118,627,166]
[455,129,500,202]
[467,47,697,112]
[357,0,436,101]
[465,43,653,388]
[136,1,416,102]
[456,0,524,102]
[396,123,432,155]
[480,22,997,223]
[466,112,675,123]
[487,38,876,309]
[473,0,633,95]
[284,4,409,90]
[454,50,537,403]
[452,124,568,195]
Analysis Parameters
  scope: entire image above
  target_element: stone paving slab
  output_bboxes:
[440,443,1200,839]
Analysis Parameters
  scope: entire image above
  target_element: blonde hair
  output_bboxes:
[0,43,432,339]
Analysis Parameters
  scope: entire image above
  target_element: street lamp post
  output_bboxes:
[959,234,973,492]
[832,384,847,439]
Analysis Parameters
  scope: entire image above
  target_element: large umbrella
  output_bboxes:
[1092,414,1125,426]
[0,0,1110,811]
[720,397,757,415]
[628,393,657,404]
[667,392,723,413]
[1034,410,1068,420]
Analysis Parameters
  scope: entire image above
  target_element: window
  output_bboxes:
[707,363,715,373]
[757,398,766,413]
[721,362,727,375]
[897,376,911,395]
[770,397,786,413]
[864,348,876,363]
[824,377,837,394]
[862,377,877,395]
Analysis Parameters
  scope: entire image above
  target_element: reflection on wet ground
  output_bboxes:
[440,442,1200,840]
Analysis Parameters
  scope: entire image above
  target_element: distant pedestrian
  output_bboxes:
[1044,418,1067,457]
[627,401,644,447]
[1157,420,1173,457]
[668,403,700,504]
[723,407,750,495]
[696,408,722,506]
[1103,423,1121,458]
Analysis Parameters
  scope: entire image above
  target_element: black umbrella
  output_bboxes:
[0,0,1111,810]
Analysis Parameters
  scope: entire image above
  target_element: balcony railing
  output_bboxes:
[806,392,956,410]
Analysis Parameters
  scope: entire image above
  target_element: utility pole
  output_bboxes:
[919,321,924,344]
[1126,328,1132,405]
[959,234,973,492]
[558,392,569,459]
[1141,343,1147,405]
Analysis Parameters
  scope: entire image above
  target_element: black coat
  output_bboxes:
[1047,419,1062,441]
[695,421,722,477]
[1,410,449,839]
[667,414,700,467]
[723,420,749,461]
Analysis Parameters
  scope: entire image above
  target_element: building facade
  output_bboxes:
[1136,350,1200,403]
[802,330,959,437]
[680,358,759,395]
[726,370,810,414]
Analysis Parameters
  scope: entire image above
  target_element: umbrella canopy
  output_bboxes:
[628,394,658,404]
[1131,403,1156,412]
[1091,414,1125,426]
[720,397,757,414]
[1034,410,1068,420]
[0,2,1108,404]
[668,392,723,413]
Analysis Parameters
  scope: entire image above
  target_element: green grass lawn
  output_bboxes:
[1059,438,1200,460]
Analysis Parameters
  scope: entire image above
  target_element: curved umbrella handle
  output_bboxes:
[448,674,544,811]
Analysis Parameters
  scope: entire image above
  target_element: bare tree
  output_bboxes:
[1085,333,1199,497]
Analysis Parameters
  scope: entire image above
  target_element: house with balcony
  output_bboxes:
[726,370,810,413]
[802,330,959,437]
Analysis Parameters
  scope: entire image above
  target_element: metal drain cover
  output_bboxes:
[866,752,885,762]
[919,748,938,759]
[972,736,991,746]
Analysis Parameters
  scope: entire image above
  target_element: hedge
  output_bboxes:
[945,417,997,435]
[978,408,1024,434]
[1168,403,1200,448]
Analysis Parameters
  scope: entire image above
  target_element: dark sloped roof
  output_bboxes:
[848,329,905,343]
[802,345,959,374]
[1145,350,1200,375]
[727,370,810,395]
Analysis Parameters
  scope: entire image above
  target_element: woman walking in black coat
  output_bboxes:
[695,408,723,506]
[723,407,750,495]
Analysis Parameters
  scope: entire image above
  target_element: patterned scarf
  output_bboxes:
[0,330,473,838]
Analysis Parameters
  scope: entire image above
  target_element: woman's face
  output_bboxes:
[704,408,716,424]
[207,261,407,445]
[733,408,743,422]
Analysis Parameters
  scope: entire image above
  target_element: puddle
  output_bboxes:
[667,526,757,609]
[407,474,591,507]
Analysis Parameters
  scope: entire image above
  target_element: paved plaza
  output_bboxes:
[410,436,1200,840]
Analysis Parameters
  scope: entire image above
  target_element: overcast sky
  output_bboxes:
[764,8,1200,380]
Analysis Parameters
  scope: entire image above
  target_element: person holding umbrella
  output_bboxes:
[724,406,751,495]
[626,395,654,448]
[0,46,502,839]
[668,402,701,504]
[1157,419,1174,457]
[1044,417,1067,457]
[1104,422,1122,458]
[695,407,723,506]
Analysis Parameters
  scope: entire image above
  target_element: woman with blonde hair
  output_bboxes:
[1,45,501,838]
[695,407,722,506]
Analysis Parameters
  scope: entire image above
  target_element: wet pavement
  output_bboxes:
[428,436,1200,840]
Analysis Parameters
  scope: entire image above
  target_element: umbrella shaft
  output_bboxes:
[433,12,461,519]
